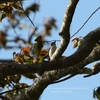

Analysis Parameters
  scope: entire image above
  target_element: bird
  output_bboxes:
[49,41,56,60]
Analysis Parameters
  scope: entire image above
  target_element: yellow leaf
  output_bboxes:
[38,49,48,63]
[72,41,78,48]
[78,39,83,46]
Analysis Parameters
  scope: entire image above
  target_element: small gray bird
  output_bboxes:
[49,41,56,60]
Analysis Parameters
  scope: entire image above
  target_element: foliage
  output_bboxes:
[0,1,57,99]
[0,1,22,21]
[0,1,57,49]
[71,36,83,48]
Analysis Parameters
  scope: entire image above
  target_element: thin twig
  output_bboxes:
[19,0,35,27]
[8,18,18,36]
[45,40,60,43]
[0,85,30,95]
[50,74,77,84]
[70,6,100,38]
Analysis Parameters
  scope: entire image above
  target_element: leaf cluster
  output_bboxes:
[0,1,22,21]
[0,1,58,98]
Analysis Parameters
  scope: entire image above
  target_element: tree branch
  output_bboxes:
[4,27,100,100]
[83,62,100,77]
[53,45,100,83]
[1,0,100,99]
[42,44,100,84]
[0,27,100,81]
[51,0,79,60]
[24,31,100,99]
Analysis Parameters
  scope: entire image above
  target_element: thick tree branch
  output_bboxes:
[0,27,100,81]
[0,59,12,63]
[52,45,100,84]
[83,62,100,77]
[51,0,79,60]
[24,29,100,99]
[40,44,100,84]
[2,45,100,100]
[5,27,100,100]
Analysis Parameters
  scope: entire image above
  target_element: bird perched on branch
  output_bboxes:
[49,41,56,60]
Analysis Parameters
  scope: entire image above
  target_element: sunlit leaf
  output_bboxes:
[13,53,24,64]
[40,49,48,56]
[78,39,83,46]
[72,37,83,48]
[72,41,78,48]
[38,49,48,62]
[25,58,33,64]
[71,37,79,42]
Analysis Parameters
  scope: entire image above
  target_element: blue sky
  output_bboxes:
[0,0,100,100]
[34,0,100,100]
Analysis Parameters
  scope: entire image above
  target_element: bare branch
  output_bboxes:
[0,59,12,63]
[19,0,35,27]
[84,62,100,77]
[3,27,100,100]
[0,27,100,81]
[0,85,29,95]
[71,6,100,38]
[44,44,100,84]
[25,27,100,99]
[51,0,79,60]
[51,74,77,84]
